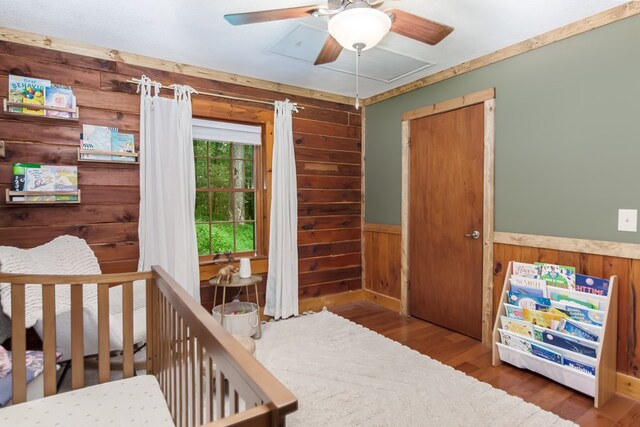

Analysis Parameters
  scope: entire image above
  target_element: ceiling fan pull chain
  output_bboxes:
[354,43,364,110]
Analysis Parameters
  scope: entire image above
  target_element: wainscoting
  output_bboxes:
[363,223,640,397]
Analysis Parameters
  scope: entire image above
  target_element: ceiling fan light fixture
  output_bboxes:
[328,7,391,51]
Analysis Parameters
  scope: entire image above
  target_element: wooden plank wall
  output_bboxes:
[0,40,362,310]
[363,227,640,379]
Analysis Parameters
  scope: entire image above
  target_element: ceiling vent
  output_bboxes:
[267,24,434,83]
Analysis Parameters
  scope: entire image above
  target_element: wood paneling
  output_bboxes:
[363,224,401,300]
[494,242,640,379]
[0,40,361,312]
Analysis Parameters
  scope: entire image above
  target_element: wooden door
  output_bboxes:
[408,103,484,339]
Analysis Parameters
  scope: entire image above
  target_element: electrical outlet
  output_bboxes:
[0,141,4,158]
[618,209,637,232]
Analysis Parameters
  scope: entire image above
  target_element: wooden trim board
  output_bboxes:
[617,372,640,401]
[401,90,496,345]
[363,223,401,234]
[494,231,640,260]
[365,2,640,105]
[0,27,354,106]
[363,290,402,312]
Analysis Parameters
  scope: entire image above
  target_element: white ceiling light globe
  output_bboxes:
[328,8,392,51]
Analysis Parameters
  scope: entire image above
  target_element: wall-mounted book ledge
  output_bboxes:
[2,98,80,121]
[77,149,139,164]
[5,189,81,205]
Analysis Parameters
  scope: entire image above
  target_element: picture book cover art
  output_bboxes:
[549,289,600,310]
[500,316,534,339]
[531,342,563,365]
[111,133,136,162]
[510,275,547,297]
[556,318,599,342]
[8,75,50,114]
[522,307,562,329]
[24,166,55,201]
[533,327,598,358]
[82,124,118,160]
[575,274,609,297]
[499,329,532,353]
[12,163,41,191]
[507,291,551,309]
[51,165,78,201]
[550,302,604,326]
[504,304,524,320]
[44,84,76,118]
[511,262,541,278]
[535,262,576,289]
[563,358,596,376]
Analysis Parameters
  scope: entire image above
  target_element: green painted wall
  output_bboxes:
[365,14,640,243]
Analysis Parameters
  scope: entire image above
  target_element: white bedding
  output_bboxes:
[0,375,174,427]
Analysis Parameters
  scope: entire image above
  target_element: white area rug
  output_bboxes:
[256,310,577,427]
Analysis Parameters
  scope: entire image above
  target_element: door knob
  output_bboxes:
[465,230,480,239]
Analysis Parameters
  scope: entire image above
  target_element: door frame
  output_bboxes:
[401,88,496,345]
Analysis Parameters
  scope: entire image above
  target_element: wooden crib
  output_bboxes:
[0,266,297,426]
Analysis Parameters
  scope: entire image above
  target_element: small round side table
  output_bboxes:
[209,274,262,339]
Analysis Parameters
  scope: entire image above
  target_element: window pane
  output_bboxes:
[236,222,255,252]
[212,192,230,221]
[196,223,211,255]
[195,157,208,188]
[194,140,207,157]
[230,192,254,221]
[233,160,253,189]
[243,144,254,160]
[212,223,234,253]
[210,159,230,188]
[210,141,230,158]
[195,191,210,223]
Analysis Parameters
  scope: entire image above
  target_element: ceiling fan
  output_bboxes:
[224,0,454,66]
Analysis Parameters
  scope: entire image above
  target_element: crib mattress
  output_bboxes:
[0,375,174,427]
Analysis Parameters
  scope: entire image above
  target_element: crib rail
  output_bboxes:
[0,267,297,426]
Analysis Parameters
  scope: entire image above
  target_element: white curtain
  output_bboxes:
[264,100,299,319]
[137,76,200,301]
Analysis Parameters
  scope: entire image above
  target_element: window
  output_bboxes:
[193,119,263,256]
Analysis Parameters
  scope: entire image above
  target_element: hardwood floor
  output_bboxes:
[330,301,640,426]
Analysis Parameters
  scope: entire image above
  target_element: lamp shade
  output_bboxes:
[328,8,392,51]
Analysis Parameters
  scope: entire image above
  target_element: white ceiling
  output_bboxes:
[0,0,628,99]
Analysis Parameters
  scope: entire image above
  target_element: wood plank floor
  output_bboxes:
[330,301,640,426]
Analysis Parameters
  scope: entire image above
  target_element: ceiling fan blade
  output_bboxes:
[224,5,321,25]
[314,35,343,65]
[386,9,453,45]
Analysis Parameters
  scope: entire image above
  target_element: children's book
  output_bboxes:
[563,358,596,376]
[44,84,76,118]
[549,301,604,326]
[8,75,50,114]
[535,262,576,289]
[511,262,541,278]
[510,275,547,297]
[499,329,532,353]
[82,124,117,160]
[501,316,534,339]
[12,163,40,191]
[575,274,609,297]
[531,342,563,364]
[533,326,598,358]
[111,133,136,162]
[24,165,55,201]
[556,318,600,342]
[522,307,562,329]
[504,304,524,320]
[507,291,551,309]
[51,165,78,201]
[549,287,602,310]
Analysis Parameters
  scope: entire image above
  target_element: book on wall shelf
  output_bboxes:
[78,124,138,164]
[4,75,79,120]
[491,260,618,409]
[6,163,80,204]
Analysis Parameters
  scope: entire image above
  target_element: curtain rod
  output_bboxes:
[126,78,304,110]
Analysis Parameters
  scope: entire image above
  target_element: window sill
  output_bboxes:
[199,254,267,266]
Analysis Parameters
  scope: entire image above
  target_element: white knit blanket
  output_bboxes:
[0,236,100,327]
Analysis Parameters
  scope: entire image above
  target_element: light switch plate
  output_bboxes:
[618,209,637,232]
